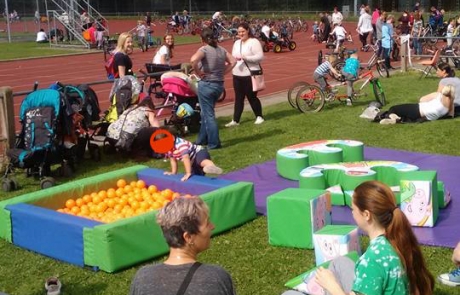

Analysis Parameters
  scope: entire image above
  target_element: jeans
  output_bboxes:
[412,37,422,55]
[383,47,391,68]
[196,80,224,149]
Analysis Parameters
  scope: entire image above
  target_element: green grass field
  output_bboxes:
[1,55,460,294]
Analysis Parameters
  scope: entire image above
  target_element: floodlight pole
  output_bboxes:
[4,0,11,43]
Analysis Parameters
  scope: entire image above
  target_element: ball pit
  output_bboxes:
[0,165,256,272]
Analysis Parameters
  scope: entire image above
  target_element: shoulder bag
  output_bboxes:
[176,262,202,295]
[240,40,266,92]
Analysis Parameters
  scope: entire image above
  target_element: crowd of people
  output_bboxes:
[20,6,460,294]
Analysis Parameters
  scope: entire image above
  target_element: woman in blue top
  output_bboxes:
[381,15,395,70]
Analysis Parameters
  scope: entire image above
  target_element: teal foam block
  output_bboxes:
[313,225,361,266]
[399,171,438,227]
[267,188,331,249]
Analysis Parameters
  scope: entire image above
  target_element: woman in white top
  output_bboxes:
[152,34,174,65]
[356,6,373,50]
[382,85,455,123]
[225,22,265,127]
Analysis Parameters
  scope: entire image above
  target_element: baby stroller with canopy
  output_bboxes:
[159,72,201,135]
[2,89,78,191]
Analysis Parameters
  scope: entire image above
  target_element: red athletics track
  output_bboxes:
[1,20,373,127]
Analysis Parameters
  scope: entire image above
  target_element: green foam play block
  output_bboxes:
[284,251,360,293]
[437,181,451,209]
[399,171,438,227]
[267,188,331,249]
[276,140,364,181]
[313,225,361,265]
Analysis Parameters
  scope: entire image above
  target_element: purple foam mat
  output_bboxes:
[222,147,459,248]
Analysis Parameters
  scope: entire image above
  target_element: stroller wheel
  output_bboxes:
[10,177,19,190]
[58,162,74,178]
[40,177,56,190]
[2,178,15,192]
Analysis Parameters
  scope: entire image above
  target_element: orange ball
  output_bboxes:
[75,198,84,207]
[117,179,127,188]
[136,180,146,189]
[147,185,158,194]
[65,199,76,209]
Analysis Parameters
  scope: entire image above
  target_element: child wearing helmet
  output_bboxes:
[153,129,223,181]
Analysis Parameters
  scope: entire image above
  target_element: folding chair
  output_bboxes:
[419,49,440,79]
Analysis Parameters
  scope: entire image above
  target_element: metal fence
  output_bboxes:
[3,0,460,17]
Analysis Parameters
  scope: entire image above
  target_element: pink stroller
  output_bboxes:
[159,74,200,135]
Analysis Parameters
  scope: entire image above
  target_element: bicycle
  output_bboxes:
[213,22,238,42]
[294,69,386,113]
[360,43,389,78]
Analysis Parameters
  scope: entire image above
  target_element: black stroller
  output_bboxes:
[2,89,79,191]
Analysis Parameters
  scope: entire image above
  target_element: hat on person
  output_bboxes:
[176,103,194,118]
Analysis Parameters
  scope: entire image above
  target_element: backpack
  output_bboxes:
[77,84,101,125]
[105,54,118,80]
[104,76,141,123]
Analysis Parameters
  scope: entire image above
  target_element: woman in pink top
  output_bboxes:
[371,7,380,43]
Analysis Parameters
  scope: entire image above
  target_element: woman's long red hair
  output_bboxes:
[354,181,434,295]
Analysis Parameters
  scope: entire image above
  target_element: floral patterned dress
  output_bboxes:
[106,106,151,140]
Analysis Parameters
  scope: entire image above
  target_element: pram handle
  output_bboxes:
[55,81,65,88]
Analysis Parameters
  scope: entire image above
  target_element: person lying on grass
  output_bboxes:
[153,129,223,181]
[379,84,455,124]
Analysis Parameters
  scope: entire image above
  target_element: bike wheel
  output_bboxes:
[288,41,297,51]
[372,78,386,106]
[376,62,389,78]
[274,44,282,53]
[331,60,346,82]
[295,85,325,113]
[262,44,270,52]
[287,81,309,108]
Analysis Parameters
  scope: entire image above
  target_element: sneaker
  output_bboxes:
[45,277,62,295]
[438,267,460,287]
[254,116,265,124]
[379,118,397,125]
[203,165,223,175]
[346,98,353,106]
[225,120,239,127]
